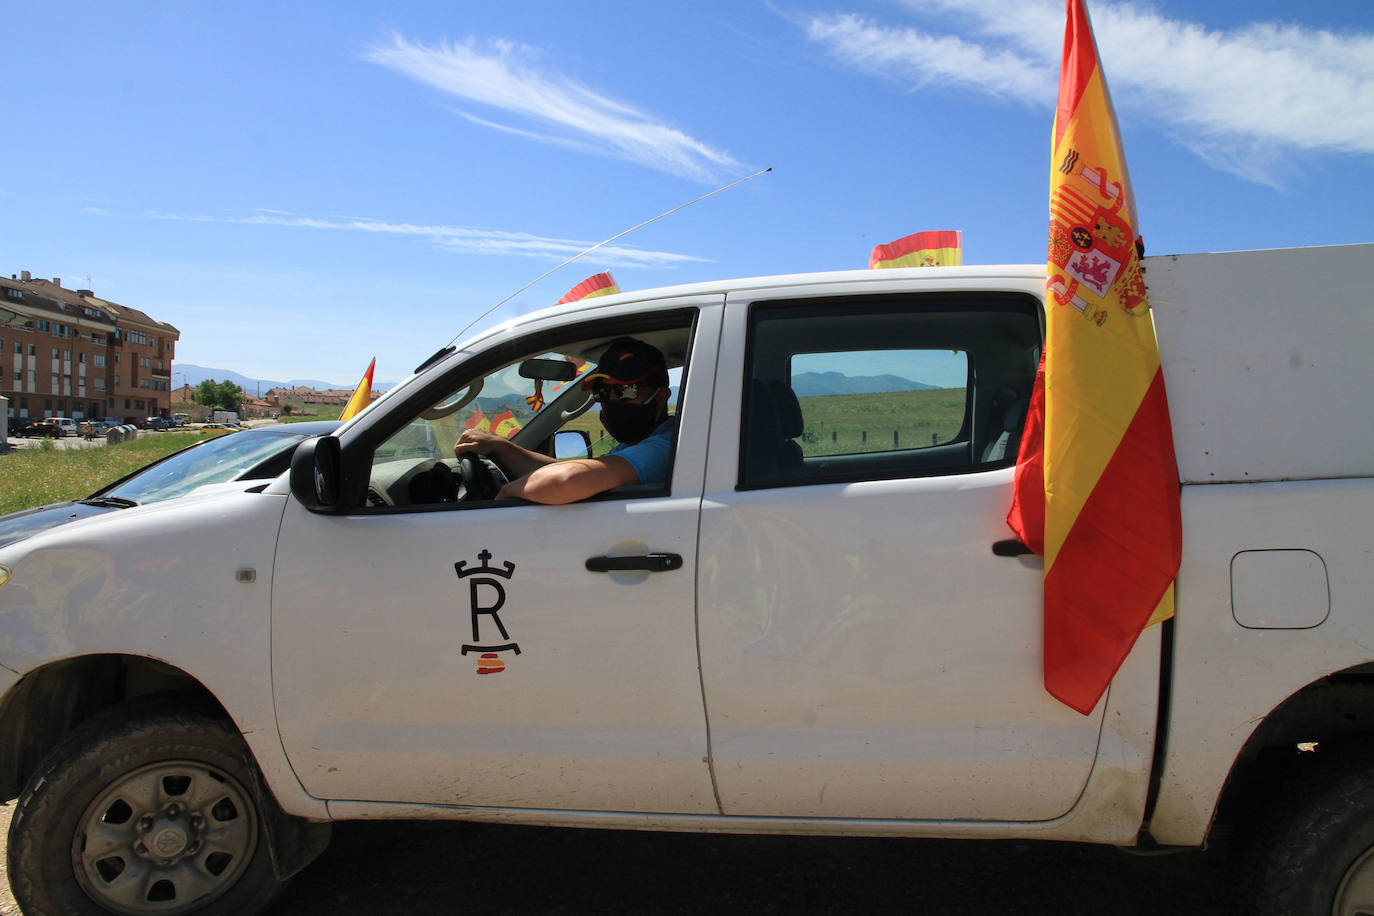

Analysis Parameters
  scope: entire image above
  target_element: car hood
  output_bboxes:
[0,479,276,551]
[0,501,115,550]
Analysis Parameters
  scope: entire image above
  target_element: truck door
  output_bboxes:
[697,289,1106,821]
[272,302,720,814]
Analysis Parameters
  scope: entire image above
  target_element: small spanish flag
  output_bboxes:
[869,230,962,269]
[490,410,522,439]
[556,271,619,304]
[462,409,489,433]
[338,358,375,421]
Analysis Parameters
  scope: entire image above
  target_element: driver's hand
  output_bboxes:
[454,427,505,458]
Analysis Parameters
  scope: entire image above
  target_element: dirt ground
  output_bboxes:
[2,799,1231,915]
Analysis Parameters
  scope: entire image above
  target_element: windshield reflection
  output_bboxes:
[105,430,313,504]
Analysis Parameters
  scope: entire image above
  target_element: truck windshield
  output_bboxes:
[98,428,318,504]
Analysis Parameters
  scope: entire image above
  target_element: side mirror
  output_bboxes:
[554,429,592,460]
[290,436,343,511]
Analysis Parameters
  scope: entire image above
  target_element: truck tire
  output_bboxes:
[1244,741,1374,916]
[7,699,286,916]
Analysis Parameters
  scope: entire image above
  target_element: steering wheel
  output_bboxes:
[457,454,500,501]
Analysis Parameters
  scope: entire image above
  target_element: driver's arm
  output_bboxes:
[499,455,638,505]
[454,428,555,479]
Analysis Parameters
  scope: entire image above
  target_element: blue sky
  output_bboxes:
[5,0,1372,386]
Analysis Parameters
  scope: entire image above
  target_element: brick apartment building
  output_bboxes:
[0,270,180,423]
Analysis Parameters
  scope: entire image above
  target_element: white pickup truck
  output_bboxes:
[1,242,1370,916]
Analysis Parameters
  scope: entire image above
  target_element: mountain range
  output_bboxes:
[175,364,931,401]
[791,371,936,396]
[175,364,393,395]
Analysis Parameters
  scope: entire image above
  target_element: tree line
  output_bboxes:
[194,379,244,412]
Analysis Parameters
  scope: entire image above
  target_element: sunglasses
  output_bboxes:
[589,382,656,403]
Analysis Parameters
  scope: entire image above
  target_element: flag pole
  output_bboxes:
[447,167,772,346]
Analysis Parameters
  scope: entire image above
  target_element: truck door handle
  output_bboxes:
[992,539,1034,557]
[585,553,684,573]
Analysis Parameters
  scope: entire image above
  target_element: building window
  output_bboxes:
[78,353,86,363]
[94,354,106,368]
[51,348,59,359]
[114,374,120,385]
[5,288,21,300]
[36,320,49,332]
[64,350,71,361]
[94,378,105,391]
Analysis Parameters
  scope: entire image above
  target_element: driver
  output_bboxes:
[454,337,674,505]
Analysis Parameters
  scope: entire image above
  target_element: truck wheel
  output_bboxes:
[7,701,285,916]
[1245,742,1374,916]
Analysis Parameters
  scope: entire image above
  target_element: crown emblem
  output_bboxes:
[455,548,514,580]
[457,548,520,672]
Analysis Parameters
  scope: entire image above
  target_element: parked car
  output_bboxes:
[0,420,339,549]
[17,419,64,438]
[140,416,172,430]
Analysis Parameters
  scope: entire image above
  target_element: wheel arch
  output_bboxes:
[0,653,223,803]
[0,653,332,882]
[1209,663,1374,837]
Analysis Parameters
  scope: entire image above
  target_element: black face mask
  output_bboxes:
[601,398,661,444]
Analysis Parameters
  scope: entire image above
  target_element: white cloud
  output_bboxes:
[363,34,745,183]
[122,209,706,269]
[805,13,1053,102]
[804,0,1374,184]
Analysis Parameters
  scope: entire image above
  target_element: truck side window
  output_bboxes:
[364,318,694,508]
[740,294,1041,489]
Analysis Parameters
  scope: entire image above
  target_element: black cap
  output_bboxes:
[580,337,668,390]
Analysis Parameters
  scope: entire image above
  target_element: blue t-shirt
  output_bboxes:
[608,418,675,487]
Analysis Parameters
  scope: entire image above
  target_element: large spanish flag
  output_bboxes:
[556,271,619,304]
[338,358,375,421]
[869,230,962,268]
[1007,0,1181,715]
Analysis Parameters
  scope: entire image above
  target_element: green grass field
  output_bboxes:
[0,386,967,516]
[0,431,226,515]
[558,387,967,458]
[796,388,967,455]
[277,406,343,423]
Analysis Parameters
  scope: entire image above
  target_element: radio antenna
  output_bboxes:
[447,166,772,346]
